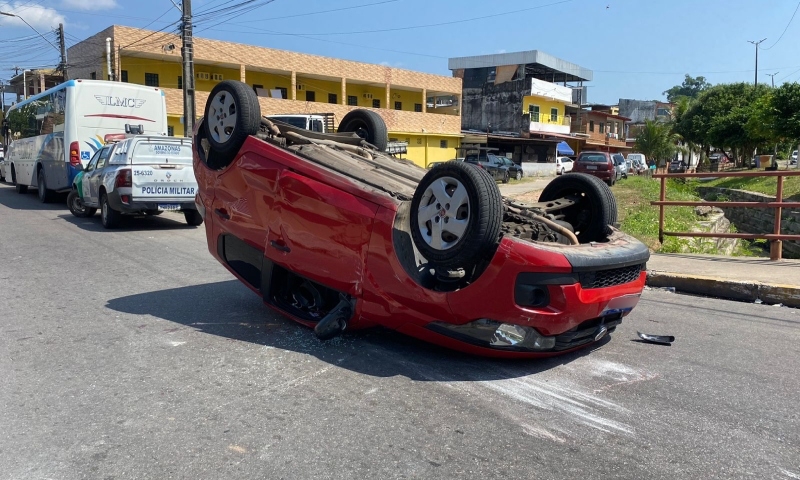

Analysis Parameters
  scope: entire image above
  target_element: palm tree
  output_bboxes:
[634,120,677,170]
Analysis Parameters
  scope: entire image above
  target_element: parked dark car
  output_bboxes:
[190,80,649,358]
[572,151,618,186]
[463,151,510,183]
[498,156,524,180]
[668,159,688,173]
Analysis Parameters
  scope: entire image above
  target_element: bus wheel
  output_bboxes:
[12,166,27,194]
[37,167,56,203]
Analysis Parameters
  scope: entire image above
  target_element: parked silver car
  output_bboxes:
[613,154,628,180]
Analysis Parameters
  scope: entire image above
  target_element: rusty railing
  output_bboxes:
[652,170,800,260]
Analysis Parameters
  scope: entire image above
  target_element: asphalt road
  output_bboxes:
[1,184,798,480]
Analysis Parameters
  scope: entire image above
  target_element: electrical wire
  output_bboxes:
[761,1,800,50]
[231,0,399,24]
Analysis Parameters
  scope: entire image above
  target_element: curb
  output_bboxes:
[646,271,800,308]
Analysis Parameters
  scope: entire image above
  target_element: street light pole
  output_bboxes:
[766,72,779,88]
[0,11,62,53]
[747,38,767,86]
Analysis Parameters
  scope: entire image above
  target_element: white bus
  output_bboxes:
[2,79,168,202]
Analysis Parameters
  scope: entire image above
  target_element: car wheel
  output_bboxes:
[538,172,617,243]
[68,190,96,218]
[37,167,56,203]
[337,109,389,152]
[560,168,565,175]
[203,80,261,167]
[515,171,522,181]
[410,161,502,269]
[502,171,510,184]
[184,209,203,226]
[100,193,121,229]
[12,166,27,194]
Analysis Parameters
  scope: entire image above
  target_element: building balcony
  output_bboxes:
[529,114,571,135]
[570,125,628,147]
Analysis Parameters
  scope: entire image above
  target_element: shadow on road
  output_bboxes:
[0,183,68,211]
[57,212,200,232]
[105,280,607,381]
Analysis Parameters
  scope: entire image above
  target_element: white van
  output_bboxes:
[627,153,647,171]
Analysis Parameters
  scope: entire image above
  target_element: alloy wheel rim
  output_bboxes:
[208,91,237,144]
[416,176,470,251]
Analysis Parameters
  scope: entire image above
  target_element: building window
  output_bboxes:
[178,76,182,89]
[144,73,159,87]
[90,72,96,80]
[394,101,402,110]
[167,126,174,137]
[414,103,422,112]
[589,120,595,132]
[372,99,380,109]
[328,93,337,104]
[528,104,540,122]
[276,87,288,99]
[599,122,605,134]
[550,108,558,122]
[305,91,316,102]
[347,95,358,106]
[440,140,448,149]
[120,70,128,82]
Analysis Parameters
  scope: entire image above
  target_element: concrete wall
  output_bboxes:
[697,186,800,258]
[461,79,527,132]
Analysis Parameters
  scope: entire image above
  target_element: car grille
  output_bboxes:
[578,263,644,289]
[553,316,622,351]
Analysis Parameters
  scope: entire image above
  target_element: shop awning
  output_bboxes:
[557,141,574,156]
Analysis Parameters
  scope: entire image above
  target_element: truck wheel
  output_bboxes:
[539,173,617,243]
[68,190,96,218]
[410,161,502,269]
[184,210,203,226]
[203,80,261,165]
[100,193,121,229]
[337,110,388,152]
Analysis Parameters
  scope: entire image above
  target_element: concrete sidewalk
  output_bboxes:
[646,253,800,308]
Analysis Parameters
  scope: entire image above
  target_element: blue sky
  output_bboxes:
[1,0,799,104]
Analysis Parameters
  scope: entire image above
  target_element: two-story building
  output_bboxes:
[568,110,631,155]
[448,50,591,171]
[67,25,464,168]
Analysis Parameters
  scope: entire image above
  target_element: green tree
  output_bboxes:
[663,74,712,103]
[635,120,677,166]
[771,82,800,141]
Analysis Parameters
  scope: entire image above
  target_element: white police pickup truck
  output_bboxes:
[68,134,201,229]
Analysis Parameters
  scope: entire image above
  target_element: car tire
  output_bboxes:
[515,171,522,181]
[37,167,56,203]
[337,109,388,152]
[12,167,27,194]
[184,209,203,226]
[539,172,617,243]
[67,190,96,218]
[501,171,510,184]
[203,80,261,167]
[100,193,121,229]
[560,168,565,175]
[410,160,502,269]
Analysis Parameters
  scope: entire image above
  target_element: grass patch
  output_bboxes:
[696,174,800,199]
[612,177,699,251]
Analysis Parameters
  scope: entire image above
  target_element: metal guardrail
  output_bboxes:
[651,170,800,261]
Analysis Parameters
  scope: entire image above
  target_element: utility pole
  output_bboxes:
[57,23,68,80]
[181,0,195,137]
[766,72,779,88]
[747,38,767,86]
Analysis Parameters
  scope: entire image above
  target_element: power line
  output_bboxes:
[761,1,800,50]
[232,0,399,24]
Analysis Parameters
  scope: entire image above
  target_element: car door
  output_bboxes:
[79,150,101,205]
[87,146,113,205]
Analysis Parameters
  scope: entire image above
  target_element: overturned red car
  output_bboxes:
[192,81,649,358]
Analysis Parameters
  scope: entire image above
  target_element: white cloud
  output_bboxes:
[62,0,118,9]
[0,2,66,29]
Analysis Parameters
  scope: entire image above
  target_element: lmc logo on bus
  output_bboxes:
[94,96,146,108]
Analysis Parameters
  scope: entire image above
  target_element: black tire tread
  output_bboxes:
[539,172,617,242]
[184,209,203,226]
[410,161,502,268]
[101,193,121,229]
[338,109,389,151]
[202,80,261,163]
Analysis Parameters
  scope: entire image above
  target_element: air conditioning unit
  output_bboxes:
[211,73,224,81]
[363,93,373,100]
[196,72,210,80]
[296,84,305,91]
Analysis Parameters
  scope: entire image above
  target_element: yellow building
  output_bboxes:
[67,25,463,167]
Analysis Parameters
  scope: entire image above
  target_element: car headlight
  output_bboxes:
[428,319,556,351]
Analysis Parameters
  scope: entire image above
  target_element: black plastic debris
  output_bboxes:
[637,331,675,345]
